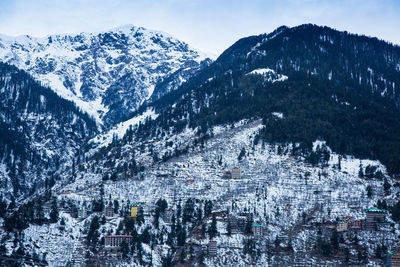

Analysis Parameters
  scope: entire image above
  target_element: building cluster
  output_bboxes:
[222,167,241,179]
[325,208,387,238]
[387,249,400,267]
[104,235,133,248]
[226,212,265,237]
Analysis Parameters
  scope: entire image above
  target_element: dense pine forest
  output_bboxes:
[121,24,400,175]
[0,62,97,198]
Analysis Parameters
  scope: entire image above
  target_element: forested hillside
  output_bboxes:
[122,24,400,175]
[0,62,97,199]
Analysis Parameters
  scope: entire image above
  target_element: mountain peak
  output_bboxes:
[0,25,212,127]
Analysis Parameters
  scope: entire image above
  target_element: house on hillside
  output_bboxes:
[105,203,114,217]
[104,235,133,248]
[232,167,241,179]
[222,170,232,179]
[227,214,239,233]
[336,221,348,232]
[129,206,138,218]
[208,240,217,256]
[387,249,400,267]
[365,208,386,230]
[348,219,362,230]
[252,224,263,237]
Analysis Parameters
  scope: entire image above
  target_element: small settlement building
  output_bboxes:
[252,223,263,237]
[105,203,114,217]
[78,204,88,219]
[343,216,362,230]
[365,208,385,230]
[387,249,400,267]
[232,167,241,179]
[129,206,138,218]
[208,240,217,256]
[104,235,133,248]
[222,170,232,179]
[336,221,348,232]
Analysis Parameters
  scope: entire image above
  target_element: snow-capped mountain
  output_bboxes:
[135,24,400,176]
[2,24,400,267]
[0,25,211,126]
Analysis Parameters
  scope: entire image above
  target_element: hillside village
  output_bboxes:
[1,119,399,266]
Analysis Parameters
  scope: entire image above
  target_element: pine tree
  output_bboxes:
[227,220,232,236]
[59,217,65,231]
[182,198,194,224]
[87,216,100,247]
[49,198,59,223]
[114,199,119,213]
[383,179,391,195]
[204,200,212,217]
[366,185,373,198]
[245,220,252,235]
[208,213,218,239]
[154,208,160,229]
[238,147,246,161]
[196,206,202,225]
[177,226,187,246]
[201,223,206,238]
[331,230,339,251]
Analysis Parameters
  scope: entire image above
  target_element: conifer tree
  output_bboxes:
[49,198,59,223]
[208,213,218,239]
[227,220,232,236]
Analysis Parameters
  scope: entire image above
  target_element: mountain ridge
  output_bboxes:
[0,24,212,127]
[118,24,400,175]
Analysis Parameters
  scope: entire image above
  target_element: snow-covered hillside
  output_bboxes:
[9,119,398,266]
[0,25,211,126]
[89,108,158,149]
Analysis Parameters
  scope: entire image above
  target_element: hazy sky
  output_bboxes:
[0,0,399,55]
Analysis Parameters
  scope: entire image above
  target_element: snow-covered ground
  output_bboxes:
[247,68,288,83]
[5,119,397,266]
[89,108,159,148]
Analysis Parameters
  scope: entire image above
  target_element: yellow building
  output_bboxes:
[130,206,138,218]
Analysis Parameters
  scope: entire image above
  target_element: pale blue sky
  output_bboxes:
[0,0,399,55]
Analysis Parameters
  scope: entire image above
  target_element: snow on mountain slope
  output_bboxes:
[246,68,288,82]
[17,119,397,266]
[0,25,211,126]
[89,108,158,149]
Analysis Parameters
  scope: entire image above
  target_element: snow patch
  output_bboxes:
[247,68,288,83]
[272,112,284,119]
[89,108,158,148]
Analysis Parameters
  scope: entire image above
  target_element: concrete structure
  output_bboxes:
[208,240,217,256]
[105,204,114,217]
[252,224,263,237]
[365,208,385,230]
[237,217,246,233]
[130,206,138,218]
[227,214,238,233]
[336,221,348,232]
[387,249,400,267]
[232,167,241,179]
[246,213,254,224]
[78,207,87,219]
[104,235,133,248]
[348,220,362,230]
[222,170,232,179]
